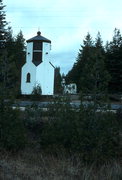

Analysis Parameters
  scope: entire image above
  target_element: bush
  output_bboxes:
[24,103,44,136]
[73,108,119,163]
[116,108,122,127]
[40,97,77,149]
[40,97,120,163]
[0,107,27,151]
[31,84,42,101]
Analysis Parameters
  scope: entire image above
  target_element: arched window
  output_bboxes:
[26,73,31,83]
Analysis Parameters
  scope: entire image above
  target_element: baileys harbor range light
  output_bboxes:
[21,31,55,95]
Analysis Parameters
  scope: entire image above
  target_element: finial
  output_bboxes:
[37,31,41,36]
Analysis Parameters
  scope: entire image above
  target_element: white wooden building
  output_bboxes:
[64,83,77,94]
[61,78,77,94]
[21,31,55,95]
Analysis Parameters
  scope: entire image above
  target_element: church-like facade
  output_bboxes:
[21,31,55,95]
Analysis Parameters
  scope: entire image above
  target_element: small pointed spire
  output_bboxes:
[37,31,41,36]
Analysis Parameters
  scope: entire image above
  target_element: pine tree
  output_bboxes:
[66,32,110,108]
[0,0,8,52]
[66,33,94,91]
[105,28,122,93]
[0,1,18,96]
[81,49,109,103]
[14,30,26,94]
[79,33,109,106]
[6,26,15,57]
[5,29,26,95]
[14,30,26,69]
[95,32,105,54]
[54,67,63,94]
[0,0,8,96]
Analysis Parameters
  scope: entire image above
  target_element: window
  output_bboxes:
[26,73,31,83]
[33,42,42,50]
[33,52,42,65]
[33,42,43,66]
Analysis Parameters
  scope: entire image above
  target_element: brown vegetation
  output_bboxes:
[0,149,121,180]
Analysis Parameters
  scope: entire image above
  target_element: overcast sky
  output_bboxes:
[4,0,122,74]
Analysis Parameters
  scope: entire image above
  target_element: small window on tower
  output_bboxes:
[33,42,42,50]
[26,73,31,83]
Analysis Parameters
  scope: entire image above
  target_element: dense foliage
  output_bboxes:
[0,0,27,151]
[40,97,120,164]
[66,30,122,94]
[105,28,122,93]
[54,67,63,94]
[31,84,42,100]
[0,0,7,44]
[0,105,27,151]
[0,1,26,96]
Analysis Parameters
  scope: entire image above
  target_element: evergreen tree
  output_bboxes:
[105,28,122,93]
[80,48,110,106]
[0,1,19,96]
[95,32,105,54]
[5,29,26,95]
[78,33,110,108]
[0,1,27,151]
[0,3,25,96]
[14,30,26,69]
[66,33,94,91]
[14,30,26,94]
[0,0,7,48]
[54,67,63,94]
[4,27,18,92]
[66,31,110,107]
[0,0,8,97]
[6,27,15,57]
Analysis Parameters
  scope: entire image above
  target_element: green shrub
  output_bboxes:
[40,97,77,149]
[24,104,44,136]
[0,107,27,151]
[73,107,119,163]
[40,98,120,164]
[31,84,42,100]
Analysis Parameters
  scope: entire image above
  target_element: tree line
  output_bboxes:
[0,0,26,98]
[66,30,122,94]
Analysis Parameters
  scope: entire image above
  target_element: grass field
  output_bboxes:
[0,149,121,180]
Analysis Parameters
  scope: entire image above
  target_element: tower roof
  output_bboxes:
[27,31,51,43]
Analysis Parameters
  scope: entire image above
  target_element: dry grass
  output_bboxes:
[0,149,121,180]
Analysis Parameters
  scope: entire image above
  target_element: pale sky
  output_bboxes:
[4,0,122,74]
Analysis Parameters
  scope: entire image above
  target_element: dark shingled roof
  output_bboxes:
[27,31,51,43]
